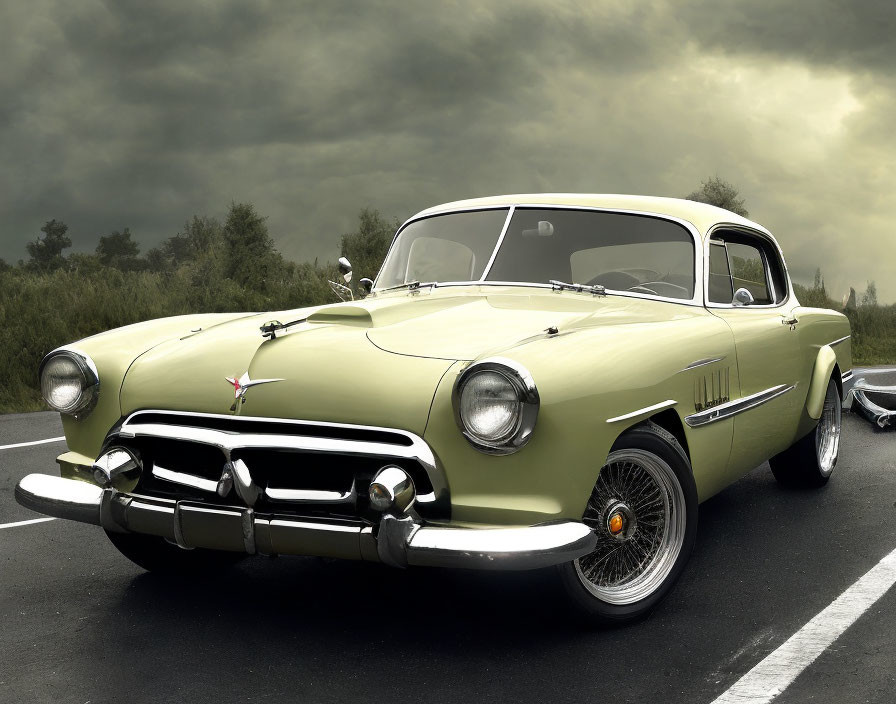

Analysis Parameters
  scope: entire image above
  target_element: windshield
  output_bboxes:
[376,209,509,288]
[376,207,695,300]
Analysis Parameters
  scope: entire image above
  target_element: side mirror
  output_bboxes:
[359,278,373,296]
[337,256,352,283]
[732,287,754,306]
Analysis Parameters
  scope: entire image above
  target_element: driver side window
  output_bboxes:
[708,234,780,306]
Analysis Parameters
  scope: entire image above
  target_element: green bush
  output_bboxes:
[0,205,394,413]
[793,279,895,367]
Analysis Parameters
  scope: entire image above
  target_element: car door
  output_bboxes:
[705,230,805,479]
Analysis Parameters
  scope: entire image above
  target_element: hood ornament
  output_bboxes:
[225,372,283,412]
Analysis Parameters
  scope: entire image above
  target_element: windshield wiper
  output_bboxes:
[549,280,606,296]
[373,280,437,294]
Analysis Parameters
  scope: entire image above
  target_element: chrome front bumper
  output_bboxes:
[15,474,597,570]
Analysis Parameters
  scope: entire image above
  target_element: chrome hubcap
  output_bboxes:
[604,500,637,541]
[575,449,686,605]
[816,382,841,476]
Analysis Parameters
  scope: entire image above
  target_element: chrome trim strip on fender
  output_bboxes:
[841,370,854,384]
[606,400,677,424]
[829,335,851,347]
[685,384,795,427]
[680,356,725,372]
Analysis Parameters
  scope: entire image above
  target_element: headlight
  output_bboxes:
[454,358,539,455]
[39,349,99,415]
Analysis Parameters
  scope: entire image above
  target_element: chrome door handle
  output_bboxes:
[782,316,799,329]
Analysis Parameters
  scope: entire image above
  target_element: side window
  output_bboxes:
[708,231,788,306]
[726,242,771,305]
[708,242,733,303]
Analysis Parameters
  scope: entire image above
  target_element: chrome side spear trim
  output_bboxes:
[685,384,795,427]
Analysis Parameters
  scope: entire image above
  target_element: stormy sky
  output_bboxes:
[2,0,894,301]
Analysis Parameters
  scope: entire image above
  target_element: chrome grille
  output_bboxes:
[110,410,449,520]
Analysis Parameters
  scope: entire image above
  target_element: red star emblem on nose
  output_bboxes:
[226,375,242,399]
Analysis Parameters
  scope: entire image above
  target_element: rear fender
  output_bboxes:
[806,345,837,420]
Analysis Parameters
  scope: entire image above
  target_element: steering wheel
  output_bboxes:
[627,284,659,295]
[628,281,690,298]
[585,271,642,289]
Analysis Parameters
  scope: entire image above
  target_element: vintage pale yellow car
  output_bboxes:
[17,194,851,623]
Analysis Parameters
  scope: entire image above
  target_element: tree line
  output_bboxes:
[0,202,398,412]
[0,180,892,413]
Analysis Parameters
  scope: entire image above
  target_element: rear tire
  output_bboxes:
[770,377,841,488]
[106,531,246,575]
[558,421,698,625]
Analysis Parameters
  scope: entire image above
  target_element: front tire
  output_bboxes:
[558,422,698,625]
[106,530,246,575]
[770,377,841,488]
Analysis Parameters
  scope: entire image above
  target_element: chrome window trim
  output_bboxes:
[703,224,793,310]
[684,383,796,427]
[680,356,726,372]
[605,400,677,424]
[117,410,447,509]
[373,203,706,307]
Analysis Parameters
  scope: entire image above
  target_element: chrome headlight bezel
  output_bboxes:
[39,348,100,416]
[453,358,540,455]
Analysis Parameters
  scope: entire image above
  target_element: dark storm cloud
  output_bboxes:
[677,0,896,73]
[0,1,893,300]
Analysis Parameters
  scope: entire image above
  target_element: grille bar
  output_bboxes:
[116,410,449,518]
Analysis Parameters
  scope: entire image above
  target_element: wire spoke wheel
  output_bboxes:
[815,381,841,477]
[574,448,687,605]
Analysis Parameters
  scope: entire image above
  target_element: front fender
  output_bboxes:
[806,344,838,420]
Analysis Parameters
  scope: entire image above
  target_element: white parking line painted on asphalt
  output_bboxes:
[0,436,66,451]
[711,546,896,703]
[0,517,57,530]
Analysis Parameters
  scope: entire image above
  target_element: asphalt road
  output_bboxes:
[2,397,895,704]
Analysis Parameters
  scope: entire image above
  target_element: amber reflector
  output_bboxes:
[609,513,624,535]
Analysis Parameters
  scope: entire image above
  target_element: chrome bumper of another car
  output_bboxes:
[14,474,597,570]
[845,378,896,429]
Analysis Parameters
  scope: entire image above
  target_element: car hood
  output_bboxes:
[118,310,455,435]
[360,286,699,359]
[119,287,700,432]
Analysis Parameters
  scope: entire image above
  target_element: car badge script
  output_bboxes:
[225,372,284,412]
